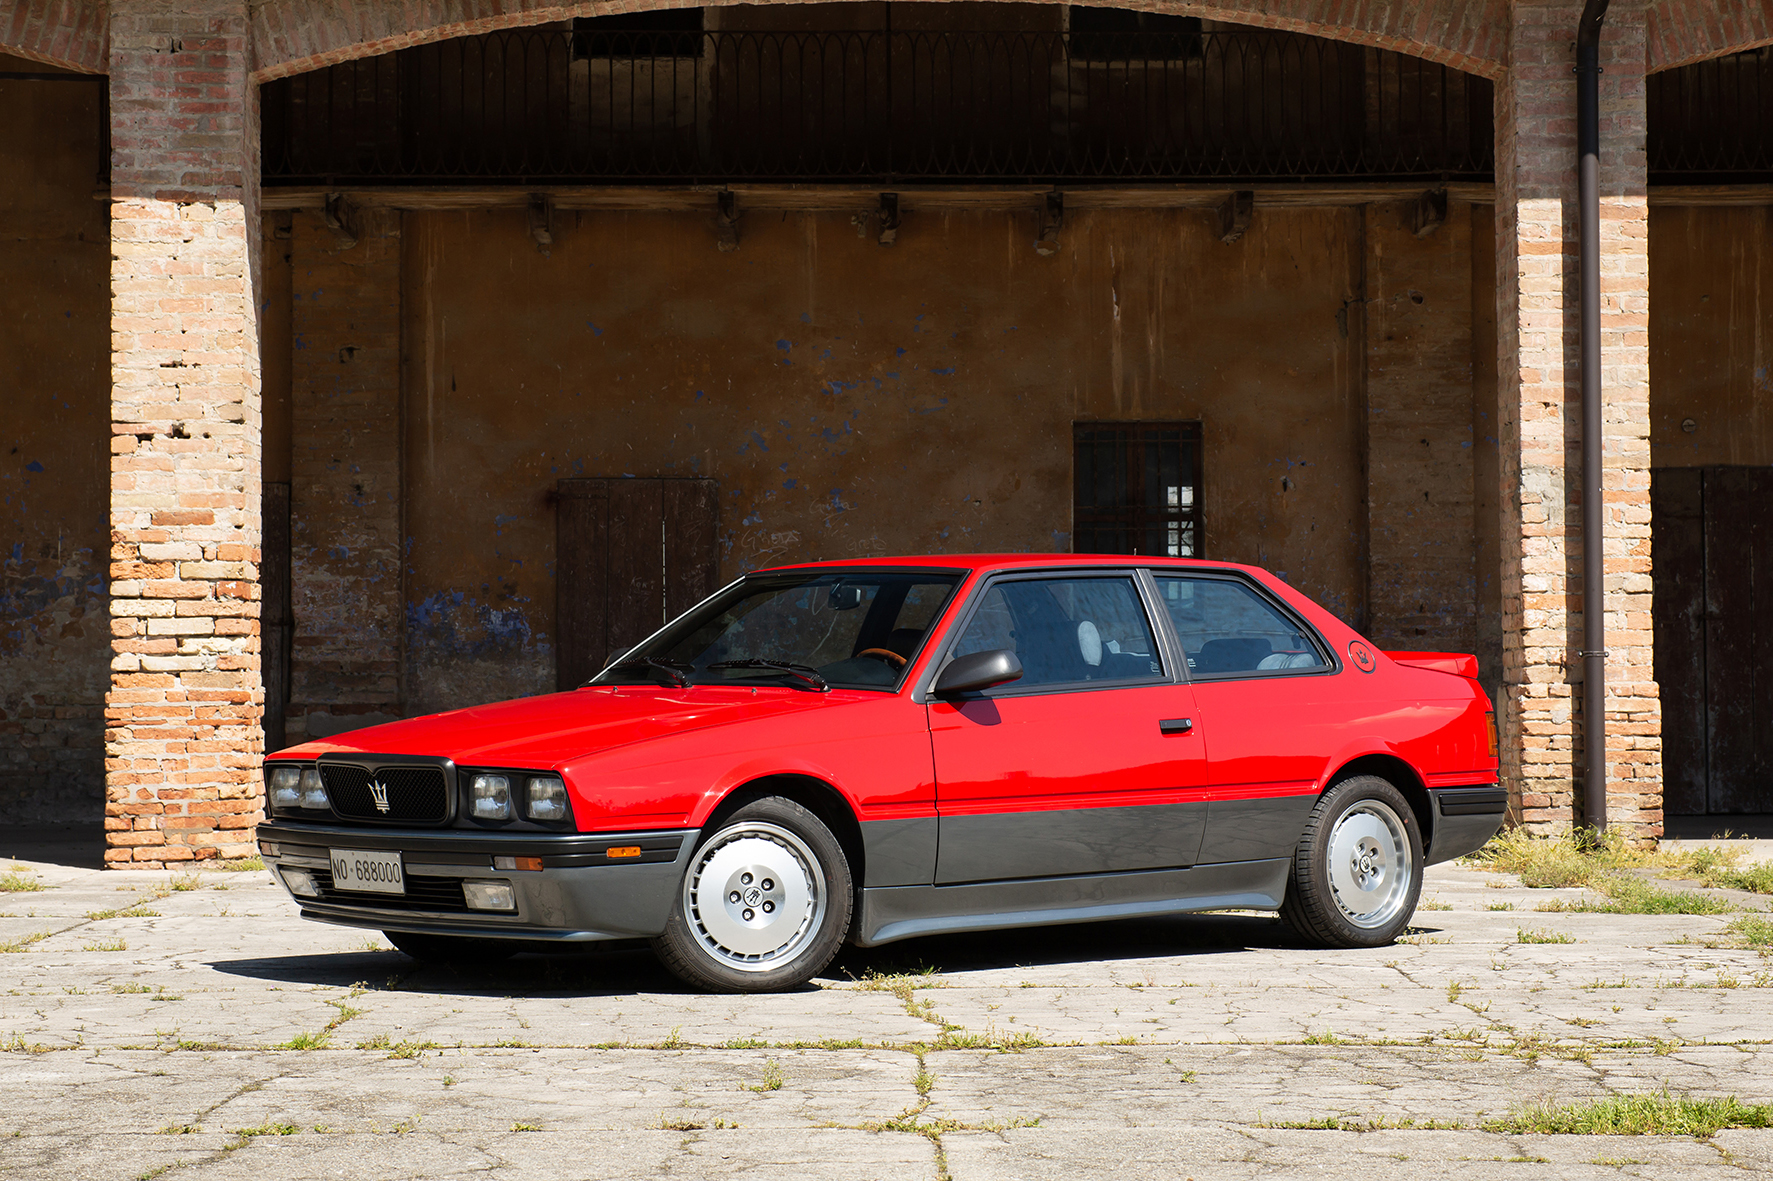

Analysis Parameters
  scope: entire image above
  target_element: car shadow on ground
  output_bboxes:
[206,911,1378,999]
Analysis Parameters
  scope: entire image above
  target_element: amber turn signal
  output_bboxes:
[492,855,544,872]
[1485,711,1499,758]
[606,846,642,859]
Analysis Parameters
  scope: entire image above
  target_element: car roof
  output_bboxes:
[754,554,1263,576]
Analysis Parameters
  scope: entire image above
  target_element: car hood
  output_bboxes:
[279,686,843,768]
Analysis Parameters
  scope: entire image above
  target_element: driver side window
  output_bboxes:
[950,576,1165,689]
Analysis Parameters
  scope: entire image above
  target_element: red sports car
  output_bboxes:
[258,556,1502,992]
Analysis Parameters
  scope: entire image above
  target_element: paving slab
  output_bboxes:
[3,858,1772,1179]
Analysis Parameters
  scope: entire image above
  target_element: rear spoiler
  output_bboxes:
[1383,651,1479,680]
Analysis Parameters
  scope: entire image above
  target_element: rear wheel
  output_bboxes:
[1280,775,1423,948]
[651,797,853,993]
[383,930,517,967]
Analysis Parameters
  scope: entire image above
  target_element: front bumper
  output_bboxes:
[257,821,695,942]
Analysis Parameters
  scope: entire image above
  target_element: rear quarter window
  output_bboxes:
[1154,575,1327,677]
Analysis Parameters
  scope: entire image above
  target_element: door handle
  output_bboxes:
[1159,718,1194,736]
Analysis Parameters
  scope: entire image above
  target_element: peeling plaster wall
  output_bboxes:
[1363,199,1481,664]
[0,56,109,823]
[399,204,1377,714]
[1650,206,1773,469]
[286,208,405,743]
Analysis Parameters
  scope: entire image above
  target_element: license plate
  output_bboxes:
[329,848,405,895]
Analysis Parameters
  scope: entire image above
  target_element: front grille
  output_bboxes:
[310,867,471,913]
[321,763,449,823]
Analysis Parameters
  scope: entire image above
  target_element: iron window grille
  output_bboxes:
[261,26,1494,186]
[1073,422,1204,559]
[1649,47,1773,183]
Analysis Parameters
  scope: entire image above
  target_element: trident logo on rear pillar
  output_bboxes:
[368,780,390,813]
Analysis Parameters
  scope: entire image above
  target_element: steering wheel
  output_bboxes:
[856,647,909,670]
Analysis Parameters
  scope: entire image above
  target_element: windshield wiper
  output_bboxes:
[706,659,830,692]
[599,657,692,688]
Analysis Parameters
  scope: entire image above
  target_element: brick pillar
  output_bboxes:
[286,207,404,743]
[1495,0,1660,839]
[105,0,263,866]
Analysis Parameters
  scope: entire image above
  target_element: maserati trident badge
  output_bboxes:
[368,779,390,813]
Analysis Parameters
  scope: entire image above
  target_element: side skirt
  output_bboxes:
[852,858,1291,947]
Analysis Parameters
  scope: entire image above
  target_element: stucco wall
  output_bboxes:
[0,55,109,825]
[394,204,1377,714]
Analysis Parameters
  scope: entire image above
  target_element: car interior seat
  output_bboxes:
[1194,637,1272,673]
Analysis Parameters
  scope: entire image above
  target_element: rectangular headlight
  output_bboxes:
[470,774,511,820]
[279,867,320,898]
[298,767,330,810]
[268,767,301,810]
[463,880,515,911]
[527,776,567,822]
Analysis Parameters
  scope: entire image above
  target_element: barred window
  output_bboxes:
[1072,422,1203,558]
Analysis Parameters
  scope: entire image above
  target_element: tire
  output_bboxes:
[383,930,517,967]
[651,797,854,993]
[1280,775,1424,948]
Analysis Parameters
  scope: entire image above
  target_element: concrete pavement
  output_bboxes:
[2,856,1771,1179]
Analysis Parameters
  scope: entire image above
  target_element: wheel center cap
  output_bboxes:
[743,886,763,907]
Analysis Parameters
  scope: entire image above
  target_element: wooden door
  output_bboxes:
[1652,467,1773,815]
[261,482,293,752]
[555,478,718,691]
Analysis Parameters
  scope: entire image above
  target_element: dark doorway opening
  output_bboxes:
[555,478,719,691]
[1652,466,1773,826]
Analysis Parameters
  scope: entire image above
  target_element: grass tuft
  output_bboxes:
[0,931,50,954]
[1728,916,1773,947]
[275,1029,332,1051]
[0,871,46,893]
[744,1059,786,1092]
[1517,927,1575,944]
[1485,1091,1773,1137]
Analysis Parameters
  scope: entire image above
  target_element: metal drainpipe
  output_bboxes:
[1577,0,1610,833]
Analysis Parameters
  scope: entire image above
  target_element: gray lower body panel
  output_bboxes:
[935,801,1207,883]
[855,857,1290,947]
[1202,793,1317,862]
[860,816,938,886]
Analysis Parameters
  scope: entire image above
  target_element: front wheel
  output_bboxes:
[651,797,853,993]
[1280,775,1423,948]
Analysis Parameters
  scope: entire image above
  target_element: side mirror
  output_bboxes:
[933,649,1023,696]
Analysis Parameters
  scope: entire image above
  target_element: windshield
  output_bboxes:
[592,570,965,691]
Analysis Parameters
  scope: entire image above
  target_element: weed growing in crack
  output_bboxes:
[0,872,45,893]
[275,1029,332,1051]
[1486,1090,1773,1136]
[0,931,50,954]
[1517,928,1575,944]
[743,1059,785,1092]
[85,906,159,921]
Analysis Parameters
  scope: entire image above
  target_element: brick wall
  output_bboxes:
[1363,199,1481,665]
[285,207,404,743]
[0,0,108,73]
[1647,0,1773,71]
[247,0,1510,81]
[105,0,263,866]
[1494,0,1659,839]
